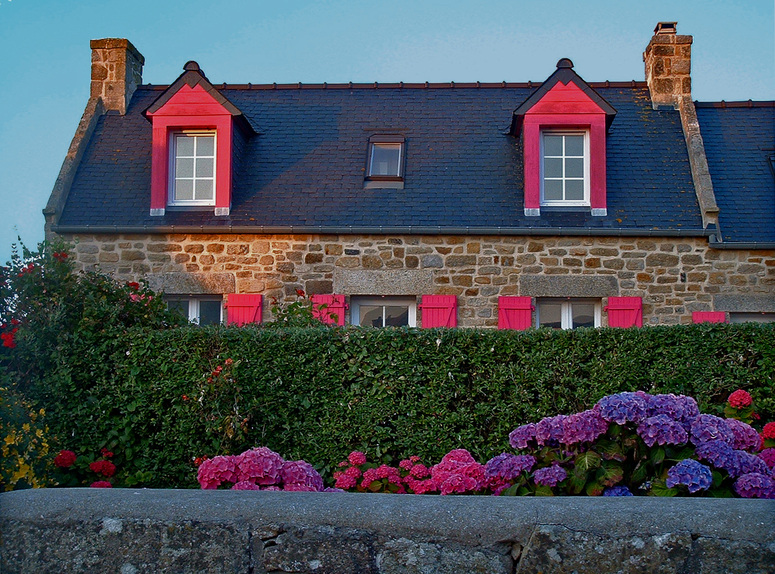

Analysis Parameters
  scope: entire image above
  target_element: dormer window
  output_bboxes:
[365,135,405,189]
[170,132,216,206]
[541,131,589,207]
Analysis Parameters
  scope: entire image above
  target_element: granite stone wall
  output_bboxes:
[61,233,775,327]
[1,489,773,574]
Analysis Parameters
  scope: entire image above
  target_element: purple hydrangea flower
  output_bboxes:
[646,394,699,428]
[695,439,735,471]
[594,392,649,425]
[690,414,735,446]
[603,486,633,496]
[636,414,689,448]
[535,415,567,446]
[533,464,567,487]
[727,450,771,478]
[485,453,536,480]
[508,423,537,450]
[759,448,775,470]
[561,409,609,445]
[724,418,761,452]
[733,473,775,499]
[280,460,324,491]
[666,459,713,493]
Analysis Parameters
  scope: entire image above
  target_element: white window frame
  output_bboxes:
[350,296,417,327]
[167,297,223,326]
[536,298,601,330]
[540,130,590,207]
[169,131,217,207]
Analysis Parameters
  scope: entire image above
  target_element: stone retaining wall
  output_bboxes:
[1,489,773,573]
[61,233,775,328]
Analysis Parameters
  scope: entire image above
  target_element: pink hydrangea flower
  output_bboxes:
[410,464,430,478]
[197,455,238,489]
[345,465,362,478]
[759,448,775,470]
[348,451,367,466]
[90,481,112,488]
[281,460,324,492]
[235,447,284,486]
[231,480,261,490]
[727,389,753,409]
[334,474,358,490]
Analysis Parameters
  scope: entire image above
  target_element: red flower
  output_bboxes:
[728,389,753,409]
[182,394,190,402]
[194,456,209,467]
[54,450,77,468]
[53,251,69,261]
[762,422,775,440]
[296,289,305,297]
[127,282,140,291]
[101,448,114,459]
[90,481,112,488]
[90,460,117,477]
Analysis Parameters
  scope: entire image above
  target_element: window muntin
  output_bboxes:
[167,297,222,326]
[541,131,589,206]
[170,132,216,205]
[350,296,416,327]
[536,298,600,330]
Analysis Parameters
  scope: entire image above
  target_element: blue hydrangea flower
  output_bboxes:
[637,414,689,447]
[594,392,649,425]
[647,394,699,428]
[690,414,735,446]
[727,450,771,478]
[535,415,567,447]
[603,485,633,496]
[695,439,735,471]
[666,459,713,493]
[733,473,775,499]
[724,418,761,452]
[484,453,536,480]
[508,423,537,450]
[533,464,567,487]
[561,409,609,445]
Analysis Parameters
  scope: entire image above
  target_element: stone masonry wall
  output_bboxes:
[61,233,775,327]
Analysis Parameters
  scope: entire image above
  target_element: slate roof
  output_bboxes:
[696,103,775,244]
[58,82,705,234]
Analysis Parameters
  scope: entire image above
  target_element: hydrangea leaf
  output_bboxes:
[650,479,678,497]
[534,484,554,496]
[650,446,666,466]
[595,439,625,462]
[598,461,624,487]
[574,451,602,473]
[585,481,605,496]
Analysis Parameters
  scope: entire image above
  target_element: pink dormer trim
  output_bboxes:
[522,81,608,217]
[146,84,234,216]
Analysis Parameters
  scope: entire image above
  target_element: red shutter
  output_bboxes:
[311,294,348,326]
[692,311,728,324]
[419,295,457,328]
[605,296,643,328]
[226,294,262,326]
[498,296,533,330]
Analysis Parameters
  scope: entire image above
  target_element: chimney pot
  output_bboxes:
[654,22,677,35]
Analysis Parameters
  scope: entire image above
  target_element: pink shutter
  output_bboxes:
[498,296,533,330]
[692,311,728,324]
[226,294,262,326]
[311,294,347,326]
[419,295,457,328]
[605,296,643,328]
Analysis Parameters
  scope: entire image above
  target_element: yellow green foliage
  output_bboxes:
[0,386,52,490]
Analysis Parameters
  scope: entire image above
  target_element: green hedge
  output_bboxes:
[33,322,775,488]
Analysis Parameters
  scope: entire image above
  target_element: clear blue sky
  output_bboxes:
[1,0,772,264]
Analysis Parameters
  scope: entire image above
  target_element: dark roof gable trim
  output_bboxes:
[52,224,713,238]
[142,61,256,134]
[510,58,618,136]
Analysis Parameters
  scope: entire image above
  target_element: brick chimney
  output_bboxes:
[643,22,692,109]
[89,38,144,115]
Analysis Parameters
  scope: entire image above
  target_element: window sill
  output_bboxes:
[364,179,404,190]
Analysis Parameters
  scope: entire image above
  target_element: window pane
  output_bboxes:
[167,300,189,321]
[199,301,222,326]
[196,135,215,156]
[174,179,194,201]
[175,135,195,157]
[538,302,562,329]
[729,312,775,324]
[370,144,401,176]
[565,135,584,156]
[572,303,595,328]
[543,135,563,156]
[384,306,409,327]
[544,157,563,179]
[175,158,194,178]
[360,305,383,327]
[195,158,214,178]
[543,179,563,201]
[565,179,584,201]
[194,179,214,201]
[565,157,584,179]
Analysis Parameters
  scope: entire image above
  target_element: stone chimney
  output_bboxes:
[643,22,692,109]
[89,38,145,115]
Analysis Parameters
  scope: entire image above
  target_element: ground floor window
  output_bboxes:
[536,298,601,330]
[350,296,417,327]
[167,297,223,326]
[729,312,775,324]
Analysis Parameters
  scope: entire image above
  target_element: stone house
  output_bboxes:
[44,23,775,329]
